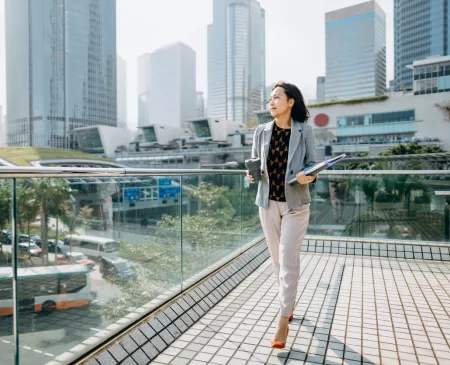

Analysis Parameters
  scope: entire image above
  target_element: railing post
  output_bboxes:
[180,176,184,291]
[11,178,20,365]
[445,198,450,242]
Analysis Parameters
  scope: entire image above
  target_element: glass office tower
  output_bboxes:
[325,1,386,101]
[394,0,449,91]
[5,0,117,148]
[207,0,266,124]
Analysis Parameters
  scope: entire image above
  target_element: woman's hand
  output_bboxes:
[246,170,263,183]
[296,171,316,185]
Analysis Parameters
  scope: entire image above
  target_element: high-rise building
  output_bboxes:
[316,77,326,103]
[207,0,266,124]
[5,0,117,148]
[196,92,205,118]
[117,56,127,129]
[394,0,449,91]
[0,106,3,147]
[138,43,196,129]
[138,53,152,127]
[325,1,386,101]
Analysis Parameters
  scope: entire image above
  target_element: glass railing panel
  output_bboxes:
[0,179,13,365]
[310,173,450,242]
[180,174,242,284]
[13,175,182,365]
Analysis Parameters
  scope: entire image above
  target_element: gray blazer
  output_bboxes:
[251,119,317,209]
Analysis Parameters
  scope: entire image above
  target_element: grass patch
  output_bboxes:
[308,95,389,108]
[0,147,114,166]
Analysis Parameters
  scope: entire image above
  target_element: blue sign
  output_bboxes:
[158,186,180,199]
[124,187,141,201]
[158,177,173,186]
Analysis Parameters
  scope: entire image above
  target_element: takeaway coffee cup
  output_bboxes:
[245,158,261,183]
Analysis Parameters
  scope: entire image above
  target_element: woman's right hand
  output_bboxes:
[246,170,255,183]
[246,170,263,183]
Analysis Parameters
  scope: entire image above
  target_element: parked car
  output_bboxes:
[100,256,135,279]
[18,242,42,257]
[1,231,28,245]
[18,234,39,244]
[48,239,65,253]
[64,252,95,269]
[89,218,105,231]
[1,230,12,245]
[29,235,41,246]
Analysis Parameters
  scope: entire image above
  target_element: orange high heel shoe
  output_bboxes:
[270,326,289,348]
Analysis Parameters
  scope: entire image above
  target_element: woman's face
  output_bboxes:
[269,86,294,118]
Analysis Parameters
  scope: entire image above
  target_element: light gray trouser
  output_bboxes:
[259,200,310,317]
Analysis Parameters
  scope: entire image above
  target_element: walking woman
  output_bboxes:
[247,82,317,348]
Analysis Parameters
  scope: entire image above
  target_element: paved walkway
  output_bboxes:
[151,252,450,365]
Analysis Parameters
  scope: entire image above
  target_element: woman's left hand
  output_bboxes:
[296,171,316,185]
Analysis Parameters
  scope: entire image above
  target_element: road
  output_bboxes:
[0,264,123,365]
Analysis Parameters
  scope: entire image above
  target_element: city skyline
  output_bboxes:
[5,0,117,148]
[0,0,395,131]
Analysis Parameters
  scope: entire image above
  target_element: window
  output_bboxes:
[80,241,98,251]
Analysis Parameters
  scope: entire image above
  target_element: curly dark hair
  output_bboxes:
[272,81,310,123]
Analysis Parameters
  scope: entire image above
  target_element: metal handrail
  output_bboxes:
[0,166,449,178]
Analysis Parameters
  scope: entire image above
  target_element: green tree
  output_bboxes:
[98,182,258,321]
[380,142,446,156]
[31,179,72,263]
[17,187,40,260]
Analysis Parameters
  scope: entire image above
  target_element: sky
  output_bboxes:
[0,0,393,130]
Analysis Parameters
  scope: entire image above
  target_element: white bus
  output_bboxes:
[0,265,91,316]
[63,235,120,260]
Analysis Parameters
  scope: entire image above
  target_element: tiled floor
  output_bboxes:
[151,252,450,365]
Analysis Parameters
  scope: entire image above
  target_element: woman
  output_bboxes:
[247,82,317,348]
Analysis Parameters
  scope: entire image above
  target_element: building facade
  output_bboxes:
[207,0,266,124]
[196,92,205,118]
[0,106,3,147]
[138,43,196,128]
[256,91,450,156]
[409,55,450,96]
[316,77,326,103]
[394,0,450,92]
[325,1,386,101]
[5,0,117,148]
[117,56,127,129]
[138,53,151,127]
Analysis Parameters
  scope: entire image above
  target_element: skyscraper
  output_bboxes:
[5,0,117,148]
[138,53,152,127]
[325,1,386,101]
[207,0,266,124]
[117,56,127,129]
[138,43,196,128]
[316,77,326,103]
[394,0,449,91]
[196,92,205,118]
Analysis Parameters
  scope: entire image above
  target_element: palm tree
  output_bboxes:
[31,179,72,264]
[18,187,40,260]
[61,204,85,255]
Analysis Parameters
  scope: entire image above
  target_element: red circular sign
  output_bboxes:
[314,113,329,127]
